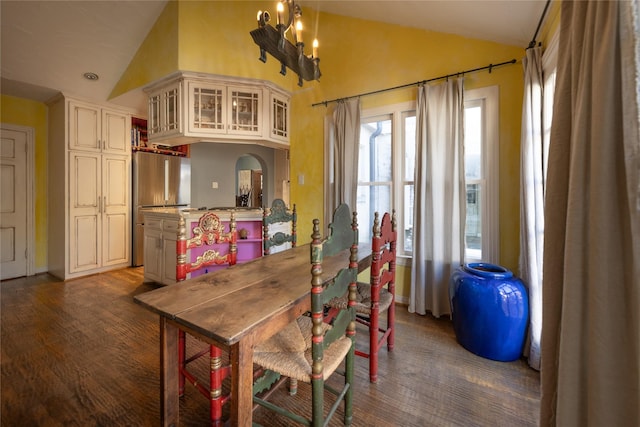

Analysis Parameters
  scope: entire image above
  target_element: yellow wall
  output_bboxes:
[110,0,180,99]
[113,0,527,302]
[288,11,525,299]
[0,95,48,271]
[112,1,300,99]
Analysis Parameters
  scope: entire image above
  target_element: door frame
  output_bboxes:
[1,123,35,277]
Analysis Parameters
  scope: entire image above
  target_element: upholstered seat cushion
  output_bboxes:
[327,281,393,315]
[253,316,353,383]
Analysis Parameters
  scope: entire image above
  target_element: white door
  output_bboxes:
[0,127,27,279]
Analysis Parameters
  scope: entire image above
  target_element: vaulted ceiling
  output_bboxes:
[1,0,549,112]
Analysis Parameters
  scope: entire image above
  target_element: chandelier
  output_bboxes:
[250,0,321,86]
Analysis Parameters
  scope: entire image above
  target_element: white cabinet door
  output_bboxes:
[69,101,130,155]
[143,226,163,283]
[69,102,101,152]
[187,81,226,134]
[269,91,290,143]
[227,86,262,136]
[148,82,182,140]
[102,109,130,155]
[69,152,101,273]
[162,231,177,284]
[101,155,129,266]
[161,219,179,284]
[68,152,129,273]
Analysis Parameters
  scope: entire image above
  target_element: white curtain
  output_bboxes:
[409,79,466,318]
[325,98,360,219]
[519,46,545,371]
[541,1,640,426]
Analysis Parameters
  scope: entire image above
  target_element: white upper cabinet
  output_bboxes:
[145,72,290,148]
[69,100,130,155]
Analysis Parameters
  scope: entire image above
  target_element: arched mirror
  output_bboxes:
[236,154,263,208]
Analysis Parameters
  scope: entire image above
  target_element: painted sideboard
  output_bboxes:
[143,207,263,285]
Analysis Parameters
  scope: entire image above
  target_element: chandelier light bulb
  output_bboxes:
[276,2,284,26]
[296,20,303,43]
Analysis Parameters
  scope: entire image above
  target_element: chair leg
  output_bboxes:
[344,349,354,425]
[311,378,324,426]
[388,300,395,351]
[369,306,379,383]
[179,332,230,426]
[288,378,298,395]
[209,345,229,426]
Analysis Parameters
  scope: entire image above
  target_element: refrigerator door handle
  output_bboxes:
[164,158,170,203]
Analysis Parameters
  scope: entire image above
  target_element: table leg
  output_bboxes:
[230,339,254,427]
[160,317,180,427]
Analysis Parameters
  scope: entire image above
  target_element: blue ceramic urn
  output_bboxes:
[449,263,529,362]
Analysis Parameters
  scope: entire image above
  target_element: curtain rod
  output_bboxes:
[527,0,551,49]
[311,58,517,107]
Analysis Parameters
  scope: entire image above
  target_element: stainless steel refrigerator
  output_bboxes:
[132,151,191,266]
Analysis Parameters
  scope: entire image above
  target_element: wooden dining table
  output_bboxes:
[134,242,371,426]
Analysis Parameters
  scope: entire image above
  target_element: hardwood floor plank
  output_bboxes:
[1,268,539,426]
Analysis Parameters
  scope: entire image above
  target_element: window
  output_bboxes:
[355,103,415,260]
[463,86,500,263]
[340,86,499,263]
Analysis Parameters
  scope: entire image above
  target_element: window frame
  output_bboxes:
[324,86,499,266]
[464,85,500,264]
[354,102,416,265]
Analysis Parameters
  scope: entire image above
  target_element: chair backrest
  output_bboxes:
[322,203,357,258]
[310,203,358,364]
[176,211,237,281]
[370,211,397,291]
[263,199,297,255]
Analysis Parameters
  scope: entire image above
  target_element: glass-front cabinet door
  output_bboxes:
[148,82,181,139]
[228,86,261,135]
[148,92,161,136]
[270,92,289,142]
[164,86,180,134]
[188,82,226,133]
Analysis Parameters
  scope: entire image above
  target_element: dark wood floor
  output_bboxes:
[1,267,540,426]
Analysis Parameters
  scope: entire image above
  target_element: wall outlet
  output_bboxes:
[298,174,304,185]
[211,181,218,189]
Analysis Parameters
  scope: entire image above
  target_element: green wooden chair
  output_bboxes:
[252,203,358,426]
[263,199,297,255]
